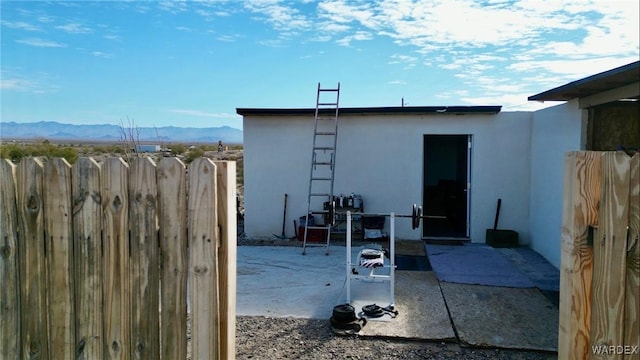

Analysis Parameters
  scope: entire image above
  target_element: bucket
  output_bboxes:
[299,214,315,227]
[486,229,518,248]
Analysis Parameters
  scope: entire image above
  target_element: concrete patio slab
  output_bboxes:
[439,282,558,352]
[353,271,455,341]
[236,244,559,353]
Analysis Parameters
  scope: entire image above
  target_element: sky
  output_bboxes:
[1,0,638,130]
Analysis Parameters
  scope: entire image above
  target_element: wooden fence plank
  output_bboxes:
[625,153,639,358]
[72,157,104,359]
[214,161,237,360]
[590,152,631,360]
[0,159,20,359]
[102,158,130,359]
[129,158,160,360]
[559,151,601,360]
[16,158,49,359]
[188,158,219,360]
[157,158,187,360]
[43,158,75,359]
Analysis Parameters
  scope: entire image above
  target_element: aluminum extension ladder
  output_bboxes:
[302,83,340,255]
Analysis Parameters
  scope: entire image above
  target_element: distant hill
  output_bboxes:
[0,121,243,144]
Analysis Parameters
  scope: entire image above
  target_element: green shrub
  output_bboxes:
[0,142,78,163]
[0,144,28,161]
[185,147,204,164]
[171,143,187,155]
[49,146,79,164]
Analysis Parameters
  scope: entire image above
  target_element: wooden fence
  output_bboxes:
[0,157,237,360]
[559,151,639,359]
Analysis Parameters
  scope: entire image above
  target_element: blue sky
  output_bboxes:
[1,0,638,130]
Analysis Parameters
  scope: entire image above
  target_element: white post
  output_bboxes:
[346,210,352,304]
[390,212,395,309]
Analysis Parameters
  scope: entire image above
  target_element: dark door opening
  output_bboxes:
[422,135,470,238]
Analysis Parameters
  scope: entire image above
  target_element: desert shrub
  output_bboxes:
[184,147,204,164]
[0,143,28,161]
[171,143,187,155]
[49,146,79,164]
[236,157,244,186]
[0,142,78,163]
[92,145,107,154]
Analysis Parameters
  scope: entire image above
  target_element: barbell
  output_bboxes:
[325,202,445,230]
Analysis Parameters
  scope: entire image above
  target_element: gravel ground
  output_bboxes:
[236,316,557,360]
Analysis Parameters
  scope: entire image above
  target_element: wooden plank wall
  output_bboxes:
[559,151,640,359]
[0,159,20,360]
[559,151,601,360]
[625,154,639,359]
[0,157,237,360]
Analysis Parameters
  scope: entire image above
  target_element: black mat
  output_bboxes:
[395,254,432,271]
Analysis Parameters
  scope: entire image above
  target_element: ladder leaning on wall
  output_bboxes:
[302,82,340,255]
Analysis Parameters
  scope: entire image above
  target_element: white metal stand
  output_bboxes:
[345,211,395,309]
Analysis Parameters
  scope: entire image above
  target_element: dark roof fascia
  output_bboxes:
[528,61,640,101]
[236,106,501,116]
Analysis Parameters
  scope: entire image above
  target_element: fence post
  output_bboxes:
[16,158,49,359]
[590,152,630,359]
[44,158,75,359]
[625,153,639,355]
[73,157,104,359]
[559,151,602,359]
[188,158,220,359]
[0,159,20,359]
[215,161,237,360]
[102,158,130,359]
[157,157,188,360]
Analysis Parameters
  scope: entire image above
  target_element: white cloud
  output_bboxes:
[461,93,551,110]
[0,78,36,91]
[244,0,311,32]
[1,20,40,31]
[0,70,58,94]
[92,51,113,58]
[217,35,238,42]
[37,15,56,23]
[159,1,189,14]
[508,56,640,79]
[104,34,121,41]
[336,30,373,46]
[56,22,93,34]
[16,38,67,48]
[389,54,417,69]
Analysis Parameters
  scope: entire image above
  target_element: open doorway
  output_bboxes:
[422,135,470,239]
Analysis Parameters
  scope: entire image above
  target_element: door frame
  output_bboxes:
[421,134,472,239]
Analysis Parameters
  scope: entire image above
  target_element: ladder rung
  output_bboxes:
[316,116,337,120]
[319,88,339,92]
[310,193,330,197]
[314,147,334,151]
[306,225,331,230]
[311,177,332,180]
[312,162,332,166]
[318,102,338,106]
[315,132,336,135]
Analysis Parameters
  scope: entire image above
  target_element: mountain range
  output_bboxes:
[0,121,243,144]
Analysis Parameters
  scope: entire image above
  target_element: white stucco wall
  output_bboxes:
[243,111,532,244]
[528,99,584,268]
